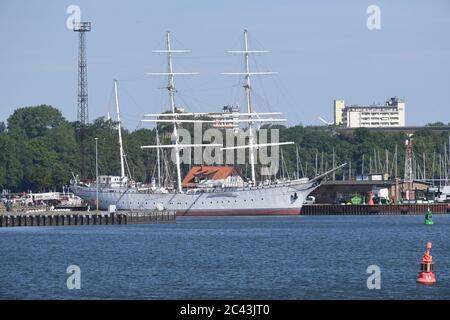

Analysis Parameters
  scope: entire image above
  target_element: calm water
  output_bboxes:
[1,215,450,299]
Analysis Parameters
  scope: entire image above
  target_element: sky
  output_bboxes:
[1,0,449,130]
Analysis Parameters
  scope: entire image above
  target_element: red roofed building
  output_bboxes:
[182,166,244,188]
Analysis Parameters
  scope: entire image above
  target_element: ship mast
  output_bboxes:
[113,79,126,178]
[223,29,292,183]
[156,127,161,187]
[243,30,257,183]
[142,32,221,193]
[165,32,183,193]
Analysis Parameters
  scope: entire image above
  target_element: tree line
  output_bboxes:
[0,105,449,192]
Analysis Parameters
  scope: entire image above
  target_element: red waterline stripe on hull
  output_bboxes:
[176,209,301,216]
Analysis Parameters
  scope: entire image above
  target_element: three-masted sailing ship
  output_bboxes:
[71,30,344,216]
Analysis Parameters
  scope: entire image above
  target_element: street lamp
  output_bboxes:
[95,137,99,211]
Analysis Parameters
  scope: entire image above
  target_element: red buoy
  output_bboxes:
[416,241,436,285]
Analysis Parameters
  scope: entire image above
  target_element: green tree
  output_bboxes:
[2,105,79,191]
[125,128,156,182]
[0,133,23,189]
[426,122,446,127]
[1,104,450,192]
[7,105,66,138]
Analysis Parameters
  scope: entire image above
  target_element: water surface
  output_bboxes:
[1,215,449,299]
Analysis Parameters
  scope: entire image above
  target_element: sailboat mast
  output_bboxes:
[221,30,285,184]
[143,32,210,192]
[114,79,126,178]
[156,128,161,187]
[243,30,256,184]
[448,134,450,184]
[165,32,183,193]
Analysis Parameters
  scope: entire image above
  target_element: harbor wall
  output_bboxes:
[0,210,176,228]
[301,203,450,215]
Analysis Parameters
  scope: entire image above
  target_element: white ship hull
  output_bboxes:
[71,180,319,216]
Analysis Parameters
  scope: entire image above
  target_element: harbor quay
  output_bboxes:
[0,210,176,228]
[301,203,450,215]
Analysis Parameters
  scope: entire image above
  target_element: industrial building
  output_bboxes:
[334,97,406,128]
[310,177,431,204]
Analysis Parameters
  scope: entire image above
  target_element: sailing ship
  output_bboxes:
[71,30,345,216]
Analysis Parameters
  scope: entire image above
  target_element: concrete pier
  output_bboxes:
[0,210,176,228]
[301,203,450,215]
